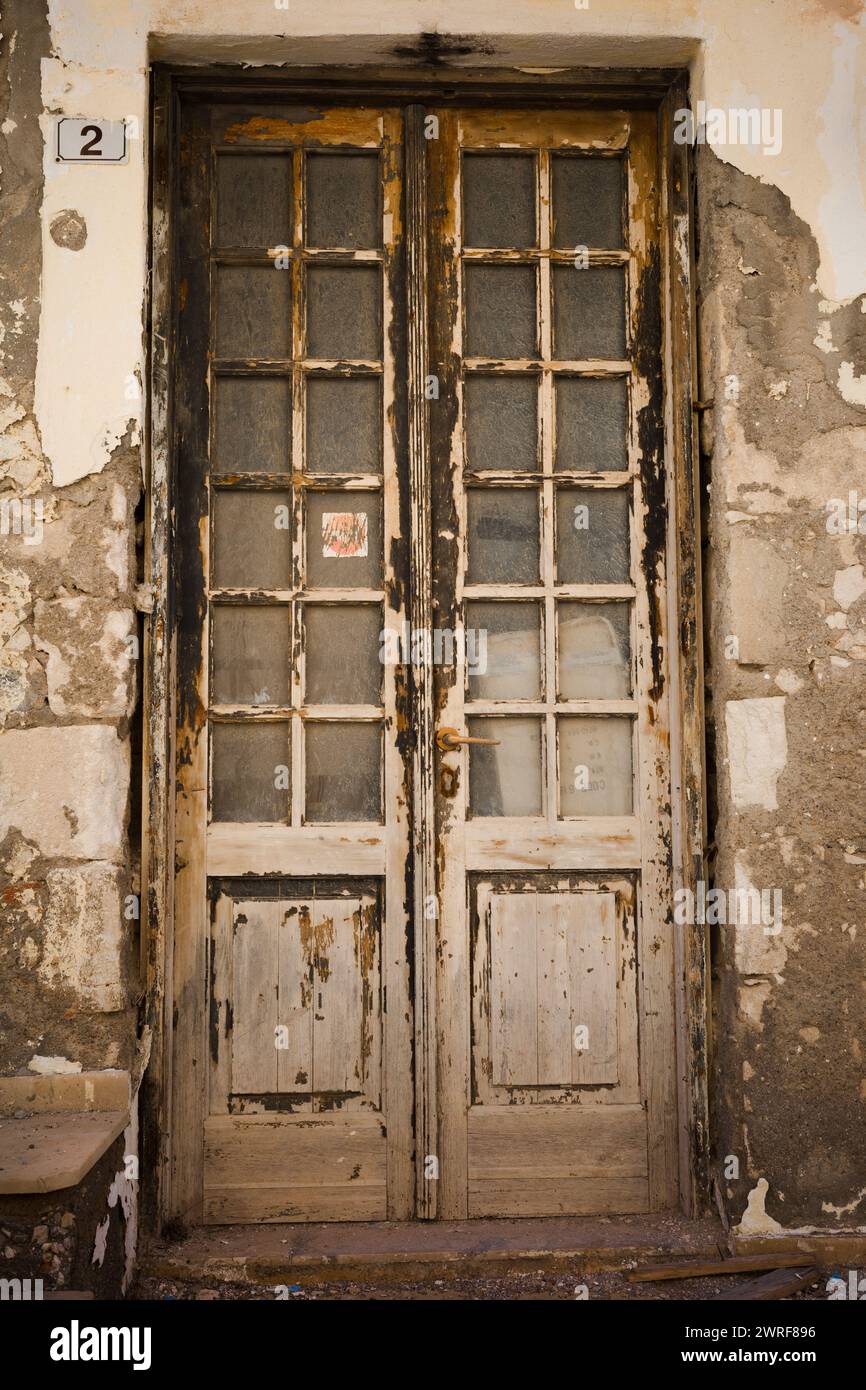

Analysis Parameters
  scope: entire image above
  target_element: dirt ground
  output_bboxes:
[132,1266,831,1301]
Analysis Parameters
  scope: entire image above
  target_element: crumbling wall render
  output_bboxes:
[697,146,866,1230]
[0,0,142,1077]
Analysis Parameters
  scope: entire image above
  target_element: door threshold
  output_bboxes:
[142,1212,724,1289]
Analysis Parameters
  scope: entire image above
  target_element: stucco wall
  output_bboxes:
[0,0,864,1239]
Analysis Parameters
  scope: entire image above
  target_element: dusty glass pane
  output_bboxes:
[306,153,379,249]
[464,375,537,472]
[468,717,543,817]
[553,265,626,360]
[304,605,382,705]
[307,265,381,360]
[467,489,539,584]
[216,267,291,359]
[552,155,624,249]
[305,490,382,589]
[463,154,536,248]
[465,265,536,359]
[306,377,381,474]
[465,601,542,700]
[212,491,292,589]
[555,377,628,472]
[211,721,289,823]
[558,716,633,815]
[556,487,630,584]
[212,606,290,705]
[213,377,290,474]
[216,154,292,248]
[305,722,382,822]
[558,602,631,699]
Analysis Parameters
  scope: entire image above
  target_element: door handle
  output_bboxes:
[436,726,501,752]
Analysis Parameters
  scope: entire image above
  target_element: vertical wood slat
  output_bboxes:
[380,106,415,1216]
[662,81,710,1217]
[537,895,572,1085]
[538,148,558,822]
[428,107,471,1217]
[276,902,313,1093]
[312,899,362,1095]
[231,901,279,1094]
[491,895,538,1086]
[290,145,305,828]
[169,96,212,1223]
[627,109,679,1208]
[209,894,233,1114]
[567,891,618,1084]
[406,104,438,1218]
[141,68,175,1230]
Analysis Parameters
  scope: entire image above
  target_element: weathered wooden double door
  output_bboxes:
[171,95,677,1225]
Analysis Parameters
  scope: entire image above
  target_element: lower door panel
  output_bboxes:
[204,881,389,1224]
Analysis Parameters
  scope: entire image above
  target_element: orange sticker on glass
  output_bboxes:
[322,511,368,559]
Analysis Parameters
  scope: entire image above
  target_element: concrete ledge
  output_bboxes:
[0,1070,129,1116]
[0,1110,128,1194]
[0,1070,131,1195]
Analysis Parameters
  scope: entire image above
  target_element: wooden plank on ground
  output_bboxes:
[630,1253,816,1282]
[710,1267,819,1301]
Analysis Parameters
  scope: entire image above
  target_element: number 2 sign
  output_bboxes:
[55,118,127,163]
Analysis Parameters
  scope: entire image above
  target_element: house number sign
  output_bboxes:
[55,118,128,163]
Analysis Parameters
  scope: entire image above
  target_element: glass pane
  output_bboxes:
[468,717,543,817]
[552,155,623,249]
[463,154,536,248]
[306,491,382,589]
[465,601,542,700]
[555,377,628,472]
[553,265,626,360]
[216,267,291,359]
[467,489,539,584]
[465,265,536,359]
[306,153,379,249]
[213,377,290,474]
[558,602,631,699]
[211,721,289,823]
[305,722,382,822]
[306,377,381,474]
[212,492,292,589]
[212,606,289,705]
[307,266,381,360]
[216,154,291,248]
[465,375,537,472]
[558,716,633,815]
[304,605,382,705]
[556,487,630,584]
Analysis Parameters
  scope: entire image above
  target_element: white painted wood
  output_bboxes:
[231,900,279,1095]
[207,823,386,876]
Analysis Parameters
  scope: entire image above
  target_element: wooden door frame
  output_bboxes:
[141,64,708,1233]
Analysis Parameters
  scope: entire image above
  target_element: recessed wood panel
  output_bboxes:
[488,890,618,1087]
[468,1104,648,1217]
[219,893,381,1106]
[204,1113,386,1223]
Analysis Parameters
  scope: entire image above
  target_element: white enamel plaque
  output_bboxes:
[55,118,127,164]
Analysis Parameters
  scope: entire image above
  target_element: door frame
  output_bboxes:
[141,63,708,1233]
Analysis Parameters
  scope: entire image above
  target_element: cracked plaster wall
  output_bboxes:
[0,0,864,1238]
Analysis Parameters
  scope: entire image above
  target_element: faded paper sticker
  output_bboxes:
[322,511,368,558]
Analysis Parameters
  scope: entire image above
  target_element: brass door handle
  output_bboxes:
[436,726,501,752]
